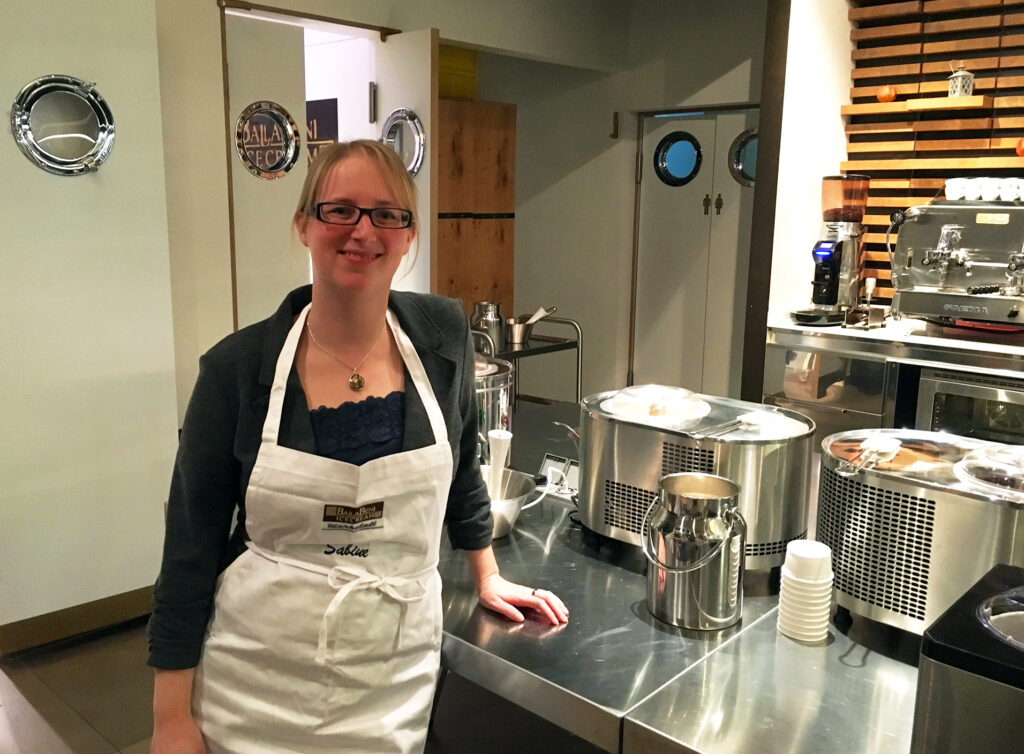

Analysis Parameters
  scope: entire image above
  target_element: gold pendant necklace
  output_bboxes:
[305,319,385,392]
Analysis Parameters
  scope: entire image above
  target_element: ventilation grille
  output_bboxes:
[661,441,715,475]
[929,370,1024,392]
[603,480,658,535]
[745,530,807,558]
[817,467,934,621]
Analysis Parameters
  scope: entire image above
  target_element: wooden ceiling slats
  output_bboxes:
[851,62,923,79]
[842,156,1024,170]
[924,36,1003,55]
[922,57,1001,74]
[852,42,923,60]
[847,141,916,153]
[923,15,1003,35]
[922,0,1002,11]
[849,2,922,22]
[846,118,994,133]
[852,22,924,42]
[843,1,1024,300]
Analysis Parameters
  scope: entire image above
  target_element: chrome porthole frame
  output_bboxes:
[10,74,115,176]
[380,107,425,176]
[234,100,301,180]
[653,131,702,188]
[728,128,758,187]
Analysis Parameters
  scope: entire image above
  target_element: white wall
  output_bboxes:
[1,0,179,623]
[479,0,768,400]
[304,34,376,141]
[769,0,853,314]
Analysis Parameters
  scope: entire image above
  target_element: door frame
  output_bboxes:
[627,102,760,387]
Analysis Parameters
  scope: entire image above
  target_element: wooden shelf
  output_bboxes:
[905,95,993,111]
[842,156,1024,170]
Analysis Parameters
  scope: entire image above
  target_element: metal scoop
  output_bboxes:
[836,436,902,477]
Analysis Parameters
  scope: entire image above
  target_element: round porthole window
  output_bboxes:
[729,128,758,187]
[380,107,425,176]
[10,74,115,176]
[653,132,702,187]
[234,101,301,179]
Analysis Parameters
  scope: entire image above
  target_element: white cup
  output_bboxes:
[945,178,967,200]
[999,178,1020,202]
[963,178,983,201]
[981,177,1001,202]
[783,539,833,581]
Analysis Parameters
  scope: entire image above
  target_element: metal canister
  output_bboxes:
[642,472,746,630]
[474,355,513,464]
[470,301,506,353]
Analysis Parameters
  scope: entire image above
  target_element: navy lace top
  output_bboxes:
[309,390,405,465]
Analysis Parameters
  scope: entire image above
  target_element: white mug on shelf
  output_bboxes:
[981,177,1002,202]
[963,178,983,201]
[945,178,967,200]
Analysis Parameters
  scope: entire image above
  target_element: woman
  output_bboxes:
[148,140,568,753]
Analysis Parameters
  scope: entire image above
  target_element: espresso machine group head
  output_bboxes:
[793,174,870,326]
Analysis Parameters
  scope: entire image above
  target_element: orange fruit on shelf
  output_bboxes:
[876,85,897,103]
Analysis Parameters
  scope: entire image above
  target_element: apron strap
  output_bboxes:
[262,303,311,445]
[386,309,449,447]
[260,304,448,448]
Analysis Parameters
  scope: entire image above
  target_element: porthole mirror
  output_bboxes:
[653,131,702,187]
[234,101,301,179]
[10,74,115,176]
[728,128,758,187]
[380,107,425,176]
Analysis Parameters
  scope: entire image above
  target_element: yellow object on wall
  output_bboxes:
[439,44,477,99]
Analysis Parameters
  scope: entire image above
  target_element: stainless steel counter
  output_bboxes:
[438,498,776,752]
[767,312,1024,375]
[622,609,918,753]
[439,401,921,752]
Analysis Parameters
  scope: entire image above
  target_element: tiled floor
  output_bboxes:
[0,618,153,753]
[1,618,600,754]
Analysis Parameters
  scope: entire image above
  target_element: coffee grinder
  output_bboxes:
[793,174,870,326]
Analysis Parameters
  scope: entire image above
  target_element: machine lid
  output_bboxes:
[474,354,512,377]
[921,564,1024,690]
[953,445,1024,506]
[822,428,998,491]
[598,384,711,429]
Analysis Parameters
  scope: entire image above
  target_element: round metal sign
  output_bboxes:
[234,100,300,179]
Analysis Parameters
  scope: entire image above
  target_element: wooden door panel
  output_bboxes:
[438,98,516,214]
[436,218,514,316]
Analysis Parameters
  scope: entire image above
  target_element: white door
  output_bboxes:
[225,14,310,328]
[632,110,758,397]
[373,28,437,295]
[633,114,718,392]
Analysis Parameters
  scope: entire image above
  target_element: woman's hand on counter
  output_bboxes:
[477,573,569,626]
[463,546,569,626]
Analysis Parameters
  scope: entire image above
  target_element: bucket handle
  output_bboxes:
[640,496,747,574]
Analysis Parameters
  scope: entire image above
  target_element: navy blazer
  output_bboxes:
[148,285,491,669]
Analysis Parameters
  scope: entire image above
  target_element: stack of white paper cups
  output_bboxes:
[778,539,834,643]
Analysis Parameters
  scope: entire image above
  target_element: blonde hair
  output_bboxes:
[293,140,419,272]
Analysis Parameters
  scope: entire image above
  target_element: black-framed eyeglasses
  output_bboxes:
[314,202,413,229]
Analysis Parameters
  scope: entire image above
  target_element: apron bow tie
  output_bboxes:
[316,563,430,665]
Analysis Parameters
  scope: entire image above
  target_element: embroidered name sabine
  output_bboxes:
[323,543,369,557]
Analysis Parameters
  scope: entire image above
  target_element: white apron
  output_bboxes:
[193,304,453,754]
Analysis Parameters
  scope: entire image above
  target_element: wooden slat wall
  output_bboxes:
[845,0,1024,301]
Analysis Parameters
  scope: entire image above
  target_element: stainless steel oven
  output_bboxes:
[916,367,1024,445]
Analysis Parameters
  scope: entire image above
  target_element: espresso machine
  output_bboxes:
[793,174,870,326]
[891,201,1024,329]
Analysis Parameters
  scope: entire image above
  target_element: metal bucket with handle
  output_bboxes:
[641,472,746,630]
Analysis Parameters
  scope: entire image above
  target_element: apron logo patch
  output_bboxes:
[322,502,384,532]
[323,543,369,557]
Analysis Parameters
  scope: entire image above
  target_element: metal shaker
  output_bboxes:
[642,472,746,630]
[470,301,506,353]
